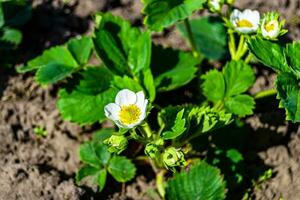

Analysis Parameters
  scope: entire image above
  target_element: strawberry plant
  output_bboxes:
[17,0,297,199]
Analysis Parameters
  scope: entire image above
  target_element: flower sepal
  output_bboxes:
[162,147,186,170]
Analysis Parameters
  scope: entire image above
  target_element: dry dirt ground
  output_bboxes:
[1,0,300,200]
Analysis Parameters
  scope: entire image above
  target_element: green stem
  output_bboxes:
[156,170,166,199]
[233,35,246,60]
[228,31,236,59]
[245,53,253,64]
[254,88,277,99]
[140,122,153,138]
[184,18,199,58]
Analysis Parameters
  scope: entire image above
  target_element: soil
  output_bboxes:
[1,0,300,200]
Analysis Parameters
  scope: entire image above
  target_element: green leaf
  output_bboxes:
[224,95,255,117]
[248,37,289,73]
[111,75,143,92]
[57,67,117,125]
[75,67,113,95]
[79,141,111,168]
[79,142,101,167]
[188,106,232,134]
[141,69,156,102]
[1,1,31,26]
[142,0,206,32]
[162,109,186,140]
[58,88,117,125]
[76,165,99,184]
[128,31,152,74]
[67,36,93,65]
[108,156,136,183]
[158,106,183,132]
[166,161,226,200]
[226,149,243,164]
[93,128,115,143]
[285,42,300,78]
[17,46,78,83]
[223,61,255,97]
[36,63,75,85]
[93,13,139,76]
[276,73,300,122]
[0,27,22,45]
[96,169,107,191]
[0,4,4,28]
[177,16,228,60]
[152,46,199,91]
[201,70,225,102]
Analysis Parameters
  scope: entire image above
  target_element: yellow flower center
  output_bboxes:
[236,19,253,28]
[265,21,276,32]
[119,104,141,125]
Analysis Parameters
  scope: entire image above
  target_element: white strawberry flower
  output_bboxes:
[104,89,148,129]
[230,9,260,34]
[260,12,287,40]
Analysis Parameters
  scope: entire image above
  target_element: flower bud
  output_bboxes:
[144,139,164,159]
[207,0,223,13]
[145,143,160,159]
[225,0,235,6]
[104,135,128,154]
[260,12,287,40]
[162,147,186,169]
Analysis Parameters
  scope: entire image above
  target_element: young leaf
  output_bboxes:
[276,73,300,122]
[201,70,225,102]
[57,67,117,125]
[142,0,206,32]
[108,156,136,183]
[152,46,199,91]
[223,61,255,97]
[285,42,300,79]
[165,161,226,200]
[248,37,289,73]
[177,16,228,60]
[67,36,94,65]
[224,95,255,117]
[162,109,186,140]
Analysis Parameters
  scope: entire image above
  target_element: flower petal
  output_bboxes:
[104,103,121,121]
[135,91,145,109]
[115,89,137,106]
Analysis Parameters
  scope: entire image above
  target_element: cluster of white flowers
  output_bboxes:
[230,9,287,39]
